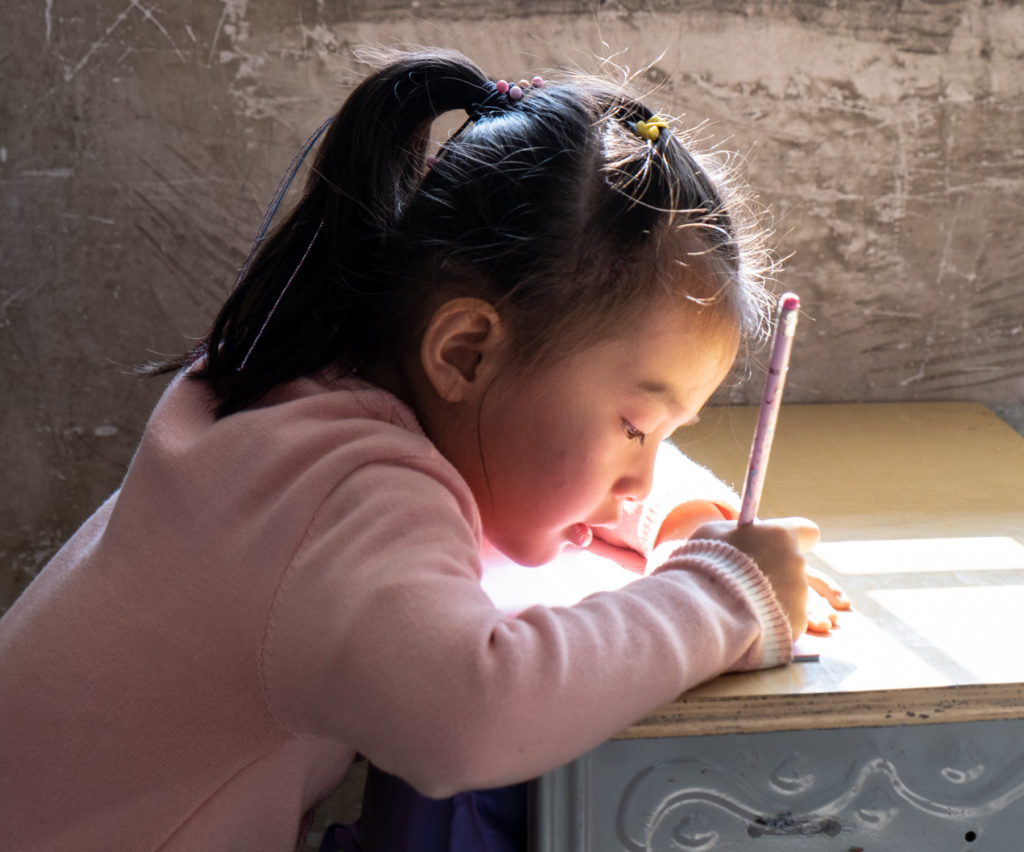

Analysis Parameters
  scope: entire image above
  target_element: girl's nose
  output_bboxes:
[613,458,655,503]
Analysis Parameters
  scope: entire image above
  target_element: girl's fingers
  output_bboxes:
[805,589,839,634]
[805,564,852,611]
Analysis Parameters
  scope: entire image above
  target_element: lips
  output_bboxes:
[566,523,594,548]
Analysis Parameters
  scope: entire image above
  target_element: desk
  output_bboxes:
[531,402,1024,850]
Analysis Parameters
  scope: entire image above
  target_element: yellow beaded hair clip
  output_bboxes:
[634,115,669,142]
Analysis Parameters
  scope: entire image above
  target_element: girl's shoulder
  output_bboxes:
[155,369,430,453]
[116,370,480,569]
[137,370,458,512]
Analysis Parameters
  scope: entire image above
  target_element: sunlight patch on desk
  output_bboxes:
[868,586,1024,684]
[814,536,1024,575]
[802,610,954,692]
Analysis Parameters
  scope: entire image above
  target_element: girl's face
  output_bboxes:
[446,299,740,566]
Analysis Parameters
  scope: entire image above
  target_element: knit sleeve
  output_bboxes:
[259,455,787,799]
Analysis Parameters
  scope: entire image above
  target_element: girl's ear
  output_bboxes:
[420,298,506,403]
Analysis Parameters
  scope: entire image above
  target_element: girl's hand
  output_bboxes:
[690,517,834,641]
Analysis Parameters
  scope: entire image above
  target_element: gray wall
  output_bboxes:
[4,0,1023,611]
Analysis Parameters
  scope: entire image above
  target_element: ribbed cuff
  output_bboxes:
[649,538,793,670]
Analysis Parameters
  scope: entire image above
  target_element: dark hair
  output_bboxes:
[159,48,775,418]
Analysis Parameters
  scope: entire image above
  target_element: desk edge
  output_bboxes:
[616,682,1024,739]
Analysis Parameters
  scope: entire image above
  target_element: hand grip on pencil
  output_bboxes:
[737,293,800,526]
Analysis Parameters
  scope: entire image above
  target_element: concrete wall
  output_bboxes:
[3,1,1022,607]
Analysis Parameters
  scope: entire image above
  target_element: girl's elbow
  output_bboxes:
[392,723,526,798]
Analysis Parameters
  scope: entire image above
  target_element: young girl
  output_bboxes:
[0,49,845,851]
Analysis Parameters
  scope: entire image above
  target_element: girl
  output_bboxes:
[0,49,845,851]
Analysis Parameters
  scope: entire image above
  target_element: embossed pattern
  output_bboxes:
[533,720,1024,850]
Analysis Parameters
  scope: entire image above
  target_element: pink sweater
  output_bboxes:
[0,372,790,851]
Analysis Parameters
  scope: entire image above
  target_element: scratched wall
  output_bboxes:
[2,1,1023,616]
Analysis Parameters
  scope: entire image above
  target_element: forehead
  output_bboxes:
[616,301,738,392]
[546,296,739,417]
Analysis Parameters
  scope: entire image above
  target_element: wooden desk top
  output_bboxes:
[619,402,1024,739]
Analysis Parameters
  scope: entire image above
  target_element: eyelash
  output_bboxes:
[622,420,646,446]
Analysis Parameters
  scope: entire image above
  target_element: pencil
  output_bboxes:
[737,292,801,526]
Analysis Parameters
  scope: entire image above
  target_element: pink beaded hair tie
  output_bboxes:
[495,76,545,102]
[468,75,545,120]
[431,76,547,171]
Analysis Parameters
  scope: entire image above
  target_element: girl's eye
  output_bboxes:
[622,420,646,446]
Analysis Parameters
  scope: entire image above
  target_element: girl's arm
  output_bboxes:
[259,457,787,799]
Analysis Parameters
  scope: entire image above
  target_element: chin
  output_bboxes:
[490,535,567,568]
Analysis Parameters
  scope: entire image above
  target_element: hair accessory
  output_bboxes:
[468,76,545,119]
[635,115,669,142]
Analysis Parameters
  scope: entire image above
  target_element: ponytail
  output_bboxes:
[162,51,493,417]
